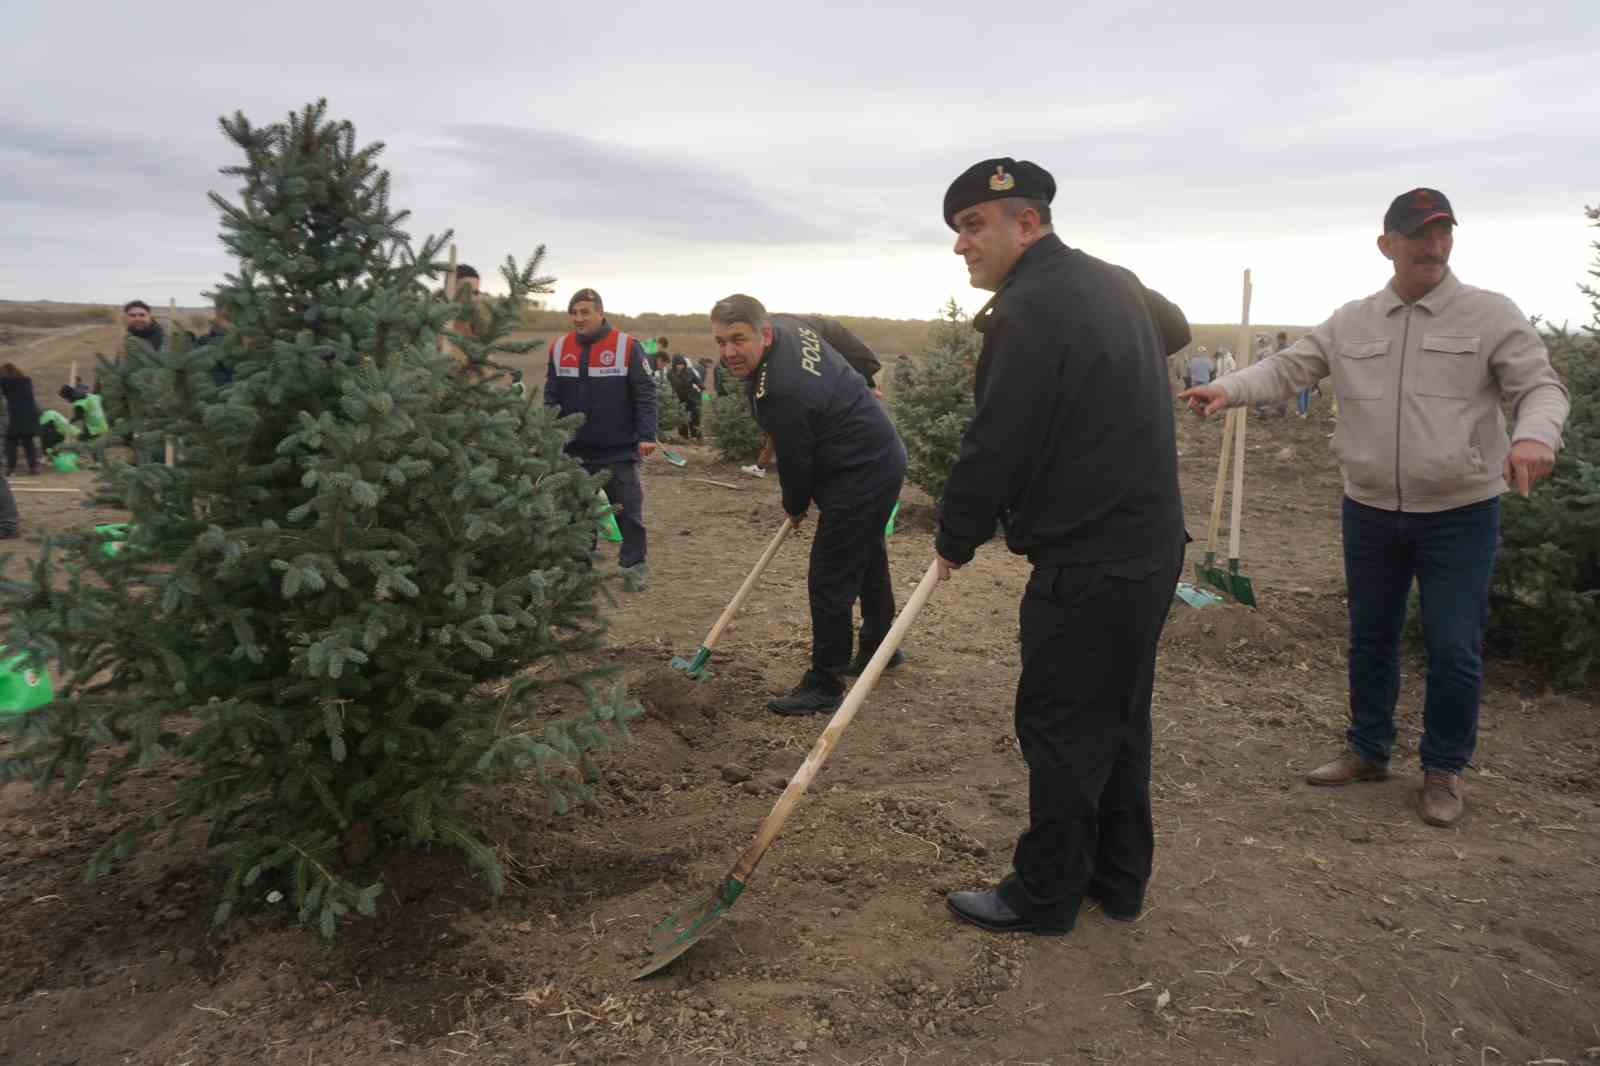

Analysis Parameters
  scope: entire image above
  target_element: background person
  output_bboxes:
[543,288,657,577]
[933,157,1188,937]
[1,363,42,477]
[1178,187,1570,828]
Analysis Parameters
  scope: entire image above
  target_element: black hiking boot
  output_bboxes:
[766,670,844,716]
[840,647,905,677]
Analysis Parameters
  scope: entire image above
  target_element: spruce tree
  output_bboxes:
[0,100,638,934]
[890,298,979,501]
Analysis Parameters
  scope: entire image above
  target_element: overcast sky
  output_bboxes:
[4,1,1597,331]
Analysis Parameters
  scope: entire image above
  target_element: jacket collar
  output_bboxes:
[1379,268,1460,317]
[974,234,1067,333]
[576,319,613,343]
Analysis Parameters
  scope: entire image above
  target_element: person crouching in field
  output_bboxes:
[710,294,908,716]
[1179,187,1570,828]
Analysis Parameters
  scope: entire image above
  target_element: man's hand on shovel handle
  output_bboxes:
[936,554,963,581]
[1504,439,1555,498]
[1177,384,1229,417]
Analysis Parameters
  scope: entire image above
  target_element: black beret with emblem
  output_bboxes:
[943,157,1056,230]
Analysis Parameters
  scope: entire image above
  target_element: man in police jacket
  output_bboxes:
[544,287,657,574]
[935,158,1189,937]
[710,294,908,715]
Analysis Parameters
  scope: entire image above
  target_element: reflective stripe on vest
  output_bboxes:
[552,330,631,379]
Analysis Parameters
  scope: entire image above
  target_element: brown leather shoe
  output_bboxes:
[1305,750,1389,786]
[1419,771,1465,827]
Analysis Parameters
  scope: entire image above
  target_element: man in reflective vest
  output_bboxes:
[543,288,657,577]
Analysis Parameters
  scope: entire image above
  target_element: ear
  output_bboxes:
[1017,205,1045,247]
[1376,233,1396,262]
[761,324,774,348]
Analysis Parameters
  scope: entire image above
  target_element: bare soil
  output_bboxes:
[1,346,1597,1065]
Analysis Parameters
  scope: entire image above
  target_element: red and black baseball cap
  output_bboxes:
[1383,188,1457,236]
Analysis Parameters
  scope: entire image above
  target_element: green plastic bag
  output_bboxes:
[95,522,134,559]
[52,452,80,473]
[0,646,53,717]
[885,500,902,536]
[597,491,622,543]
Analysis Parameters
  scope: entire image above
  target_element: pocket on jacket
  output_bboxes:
[1336,339,1390,401]
[1413,334,1482,399]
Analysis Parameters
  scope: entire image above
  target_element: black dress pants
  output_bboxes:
[807,480,901,675]
[996,542,1183,932]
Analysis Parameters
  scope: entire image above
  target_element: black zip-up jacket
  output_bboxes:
[542,320,657,465]
[936,234,1187,567]
[783,315,882,387]
[751,316,906,516]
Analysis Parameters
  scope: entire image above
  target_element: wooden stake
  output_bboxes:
[691,478,743,491]
[440,244,466,367]
[164,437,176,467]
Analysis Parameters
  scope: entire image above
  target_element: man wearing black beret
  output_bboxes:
[936,157,1191,936]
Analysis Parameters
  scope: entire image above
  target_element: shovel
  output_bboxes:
[1193,406,1238,598]
[1220,269,1257,606]
[637,558,942,979]
[660,449,688,467]
[670,518,796,680]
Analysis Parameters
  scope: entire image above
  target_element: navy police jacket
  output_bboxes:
[750,315,906,515]
[543,322,658,465]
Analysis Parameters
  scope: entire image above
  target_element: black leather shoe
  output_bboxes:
[766,672,844,716]
[841,648,905,677]
[947,888,1055,934]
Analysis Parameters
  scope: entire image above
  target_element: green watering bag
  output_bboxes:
[0,646,53,716]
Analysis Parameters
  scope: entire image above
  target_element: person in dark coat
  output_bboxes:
[710,294,908,715]
[0,363,42,476]
[667,355,704,439]
[122,300,165,351]
[543,288,657,575]
[934,158,1189,937]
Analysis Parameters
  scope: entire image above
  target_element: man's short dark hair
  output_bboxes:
[1001,197,1052,226]
[123,300,151,314]
[567,288,603,313]
[710,294,769,329]
[1276,331,1288,342]
[454,264,479,281]
[656,336,669,348]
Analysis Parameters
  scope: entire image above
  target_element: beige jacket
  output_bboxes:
[1218,270,1569,512]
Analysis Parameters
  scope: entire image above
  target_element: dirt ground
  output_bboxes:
[2,336,1598,1065]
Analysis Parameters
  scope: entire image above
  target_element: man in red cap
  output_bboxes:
[935,157,1191,937]
[1180,188,1570,828]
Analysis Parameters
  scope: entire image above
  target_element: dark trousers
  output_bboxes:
[586,459,647,568]
[1342,496,1499,773]
[808,482,901,676]
[5,433,40,474]
[0,474,17,536]
[997,544,1183,932]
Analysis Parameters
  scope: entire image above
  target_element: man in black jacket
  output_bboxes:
[935,158,1189,937]
[711,294,908,715]
[543,288,657,574]
[122,300,165,351]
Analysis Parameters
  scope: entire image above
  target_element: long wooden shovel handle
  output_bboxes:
[731,558,941,884]
[700,518,796,651]
[1228,270,1254,561]
[1205,409,1236,554]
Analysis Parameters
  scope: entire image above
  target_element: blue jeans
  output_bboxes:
[1296,389,1311,416]
[1342,496,1499,773]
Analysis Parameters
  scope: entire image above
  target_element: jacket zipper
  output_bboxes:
[1394,309,1411,511]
